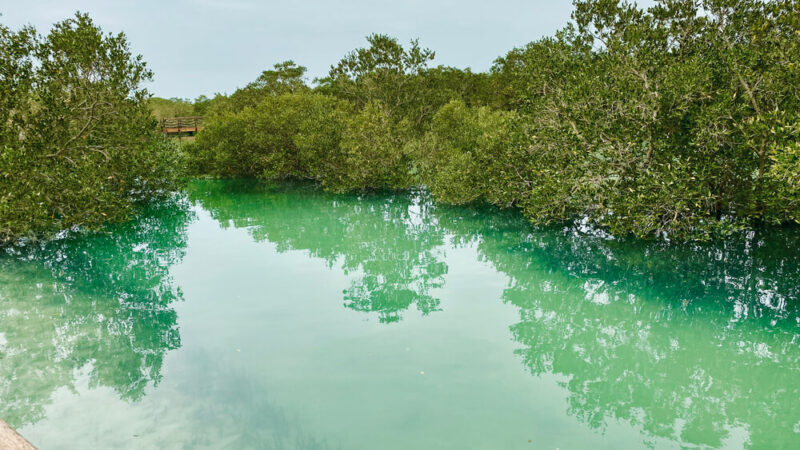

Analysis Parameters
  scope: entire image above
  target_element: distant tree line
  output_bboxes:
[188,0,800,240]
[148,96,212,121]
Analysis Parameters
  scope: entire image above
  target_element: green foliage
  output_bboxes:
[147,96,213,120]
[189,0,800,240]
[417,66,498,110]
[148,97,193,120]
[222,60,310,114]
[189,92,352,183]
[192,94,213,116]
[330,101,415,192]
[192,36,499,194]
[322,34,434,109]
[416,100,526,205]
[0,13,184,244]
[5,3,799,242]
[318,34,439,132]
[765,121,800,223]
[191,92,413,192]
[489,0,800,239]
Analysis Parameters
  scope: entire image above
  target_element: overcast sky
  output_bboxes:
[1,1,653,99]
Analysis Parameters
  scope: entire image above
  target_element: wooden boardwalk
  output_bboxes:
[0,419,35,449]
[160,116,204,136]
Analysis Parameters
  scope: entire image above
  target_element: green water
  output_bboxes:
[2,180,800,449]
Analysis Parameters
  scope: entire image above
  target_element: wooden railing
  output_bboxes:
[160,116,204,136]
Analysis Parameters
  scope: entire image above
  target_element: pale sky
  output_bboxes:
[1,0,654,99]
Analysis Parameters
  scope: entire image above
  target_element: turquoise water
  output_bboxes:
[2,179,800,449]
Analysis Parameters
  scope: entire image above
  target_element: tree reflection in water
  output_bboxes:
[189,180,447,323]
[190,179,800,447]
[0,196,194,428]
[436,205,800,449]
[9,180,797,448]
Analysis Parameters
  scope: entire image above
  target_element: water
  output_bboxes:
[2,179,800,449]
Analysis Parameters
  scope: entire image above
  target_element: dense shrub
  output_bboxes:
[490,0,800,238]
[415,100,527,206]
[319,34,434,131]
[0,14,184,245]
[330,101,415,192]
[187,0,800,240]
[765,121,800,223]
[190,92,353,183]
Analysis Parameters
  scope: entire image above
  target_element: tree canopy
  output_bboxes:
[187,0,800,240]
[3,1,800,242]
[0,13,184,244]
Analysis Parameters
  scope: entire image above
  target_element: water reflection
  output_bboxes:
[5,180,800,448]
[0,197,194,428]
[435,205,800,448]
[188,180,447,323]
[191,179,800,447]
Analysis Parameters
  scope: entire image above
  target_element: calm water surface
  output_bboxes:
[2,179,800,449]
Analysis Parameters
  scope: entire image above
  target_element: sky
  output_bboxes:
[1,0,652,99]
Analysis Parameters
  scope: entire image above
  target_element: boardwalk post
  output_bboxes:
[0,419,36,449]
